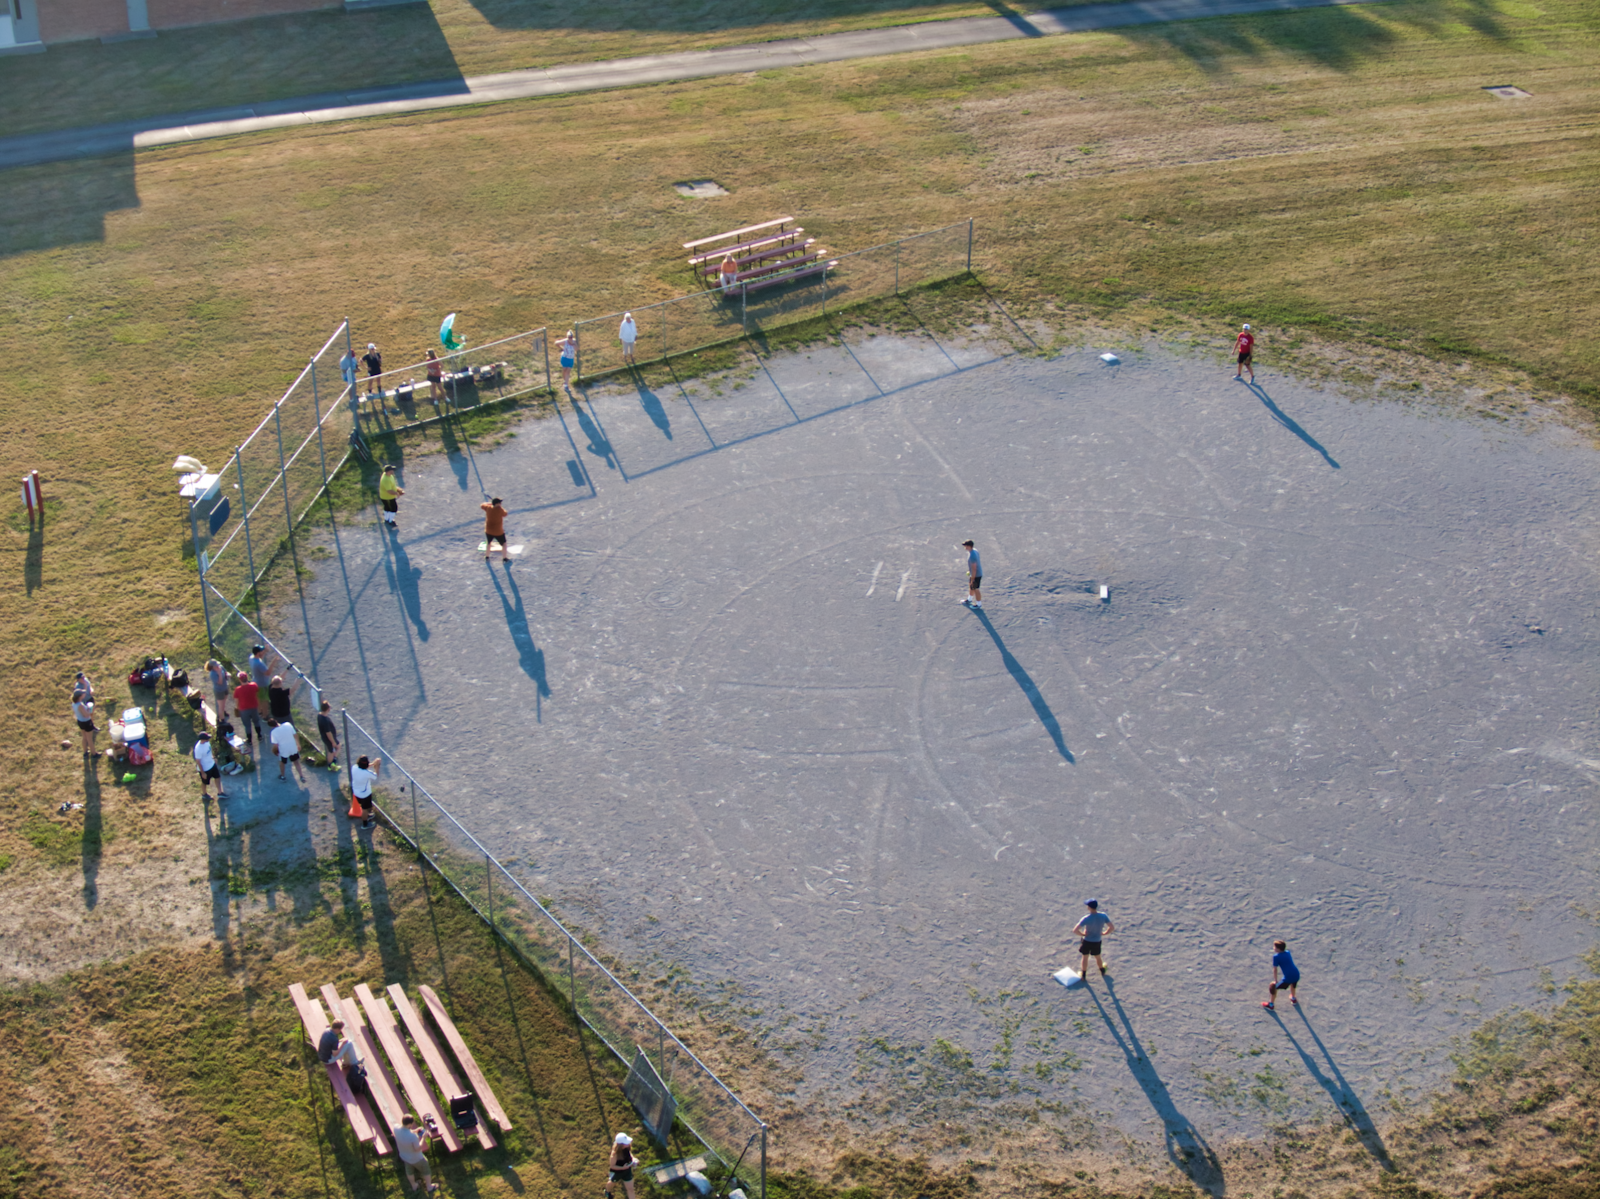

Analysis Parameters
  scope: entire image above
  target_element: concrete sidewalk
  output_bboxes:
[0,0,1380,171]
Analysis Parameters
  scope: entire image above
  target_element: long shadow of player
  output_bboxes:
[489,561,551,722]
[571,392,619,473]
[382,534,430,642]
[1088,982,1225,1195]
[632,370,673,441]
[1248,382,1340,469]
[1269,1007,1394,1171]
[971,609,1073,762]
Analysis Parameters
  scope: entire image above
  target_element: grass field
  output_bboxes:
[2,0,1598,1193]
[0,0,1095,138]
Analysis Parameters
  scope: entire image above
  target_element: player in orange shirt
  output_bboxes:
[481,497,509,563]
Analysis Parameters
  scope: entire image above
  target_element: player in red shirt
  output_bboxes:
[233,670,262,749]
[1233,323,1255,383]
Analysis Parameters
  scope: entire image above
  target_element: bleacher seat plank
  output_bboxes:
[700,238,817,277]
[354,983,464,1154]
[287,983,389,1155]
[688,228,804,267]
[388,985,496,1149]
[418,984,513,1132]
[323,985,409,1137]
[742,260,836,294]
[682,217,792,251]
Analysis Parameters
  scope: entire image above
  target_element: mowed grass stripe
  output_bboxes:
[1,0,1596,867]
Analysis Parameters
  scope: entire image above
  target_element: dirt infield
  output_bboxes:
[293,330,1600,1173]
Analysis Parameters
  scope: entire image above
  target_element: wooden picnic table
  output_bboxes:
[355,983,464,1154]
[388,985,497,1149]
[287,983,391,1156]
[682,217,792,252]
[419,984,513,1133]
[323,985,411,1137]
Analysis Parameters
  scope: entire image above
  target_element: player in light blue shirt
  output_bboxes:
[1263,939,1301,1010]
[961,540,983,609]
[1072,898,1114,978]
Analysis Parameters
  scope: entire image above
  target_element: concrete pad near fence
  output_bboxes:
[294,327,1600,1166]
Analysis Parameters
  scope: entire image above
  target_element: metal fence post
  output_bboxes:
[542,328,551,395]
[741,283,747,331]
[760,1124,767,1199]
[568,935,577,1016]
[895,242,900,296]
[274,405,294,540]
[486,851,493,929]
[191,503,215,650]
[967,217,973,273]
[341,709,354,800]
[234,444,259,606]
[572,327,580,388]
[658,1019,666,1085]
[662,303,667,364]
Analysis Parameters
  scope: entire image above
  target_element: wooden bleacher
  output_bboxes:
[355,983,464,1154]
[418,984,512,1133]
[388,985,496,1148]
[287,983,391,1157]
[291,980,512,1158]
[687,217,831,298]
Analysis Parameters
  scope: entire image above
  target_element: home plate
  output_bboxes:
[1053,967,1086,990]
[479,541,525,555]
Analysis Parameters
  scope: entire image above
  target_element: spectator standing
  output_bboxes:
[363,343,383,397]
[619,312,638,366]
[73,686,100,757]
[206,659,231,719]
[270,719,308,784]
[248,645,272,693]
[425,349,445,404]
[267,674,298,724]
[394,1115,438,1193]
[606,1133,639,1199]
[317,700,341,769]
[351,755,380,830]
[234,671,262,750]
[340,347,359,396]
[481,497,509,563]
[193,731,228,800]
[556,330,577,390]
[379,465,403,530]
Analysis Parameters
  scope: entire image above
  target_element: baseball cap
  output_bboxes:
[368,342,377,350]
[1242,323,1251,330]
[615,1133,633,1146]
[1085,898,1098,908]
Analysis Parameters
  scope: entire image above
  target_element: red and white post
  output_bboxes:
[20,471,42,523]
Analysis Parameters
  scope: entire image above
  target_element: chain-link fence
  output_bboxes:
[573,218,972,382]
[348,328,550,435]
[340,713,768,1193]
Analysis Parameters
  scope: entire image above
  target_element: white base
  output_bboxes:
[479,541,524,555]
[1052,967,1085,990]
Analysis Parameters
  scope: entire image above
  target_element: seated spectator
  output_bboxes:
[719,254,738,293]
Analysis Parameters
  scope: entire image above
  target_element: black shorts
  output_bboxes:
[610,1169,635,1183]
[970,576,983,588]
[1079,940,1102,956]
[199,764,220,781]
[321,732,338,750]
[382,498,398,513]
[486,533,506,547]
[77,719,97,732]
[1237,351,1253,365]
[356,794,374,811]
[279,752,300,763]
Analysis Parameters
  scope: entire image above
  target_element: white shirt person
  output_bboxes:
[619,312,638,366]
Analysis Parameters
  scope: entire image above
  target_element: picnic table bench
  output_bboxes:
[323,985,411,1137]
[388,985,497,1149]
[355,983,464,1154]
[682,217,793,252]
[288,983,391,1157]
[688,227,806,268]
[419,984,513,1133]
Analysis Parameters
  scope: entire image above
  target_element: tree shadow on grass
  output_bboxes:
[1087,980,1225,1194]
[1120,0,1511,75]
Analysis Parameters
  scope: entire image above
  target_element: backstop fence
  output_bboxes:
[573,218,973,382]
[340,713,769,1192]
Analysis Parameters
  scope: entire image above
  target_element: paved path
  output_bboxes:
[1,0,1382,171]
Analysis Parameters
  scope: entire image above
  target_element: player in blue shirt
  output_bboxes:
[1072,898,1114,978]
[1263,939,1300,1010]
[960,540,983,609]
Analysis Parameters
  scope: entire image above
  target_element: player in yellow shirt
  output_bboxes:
[378,465,404,530]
